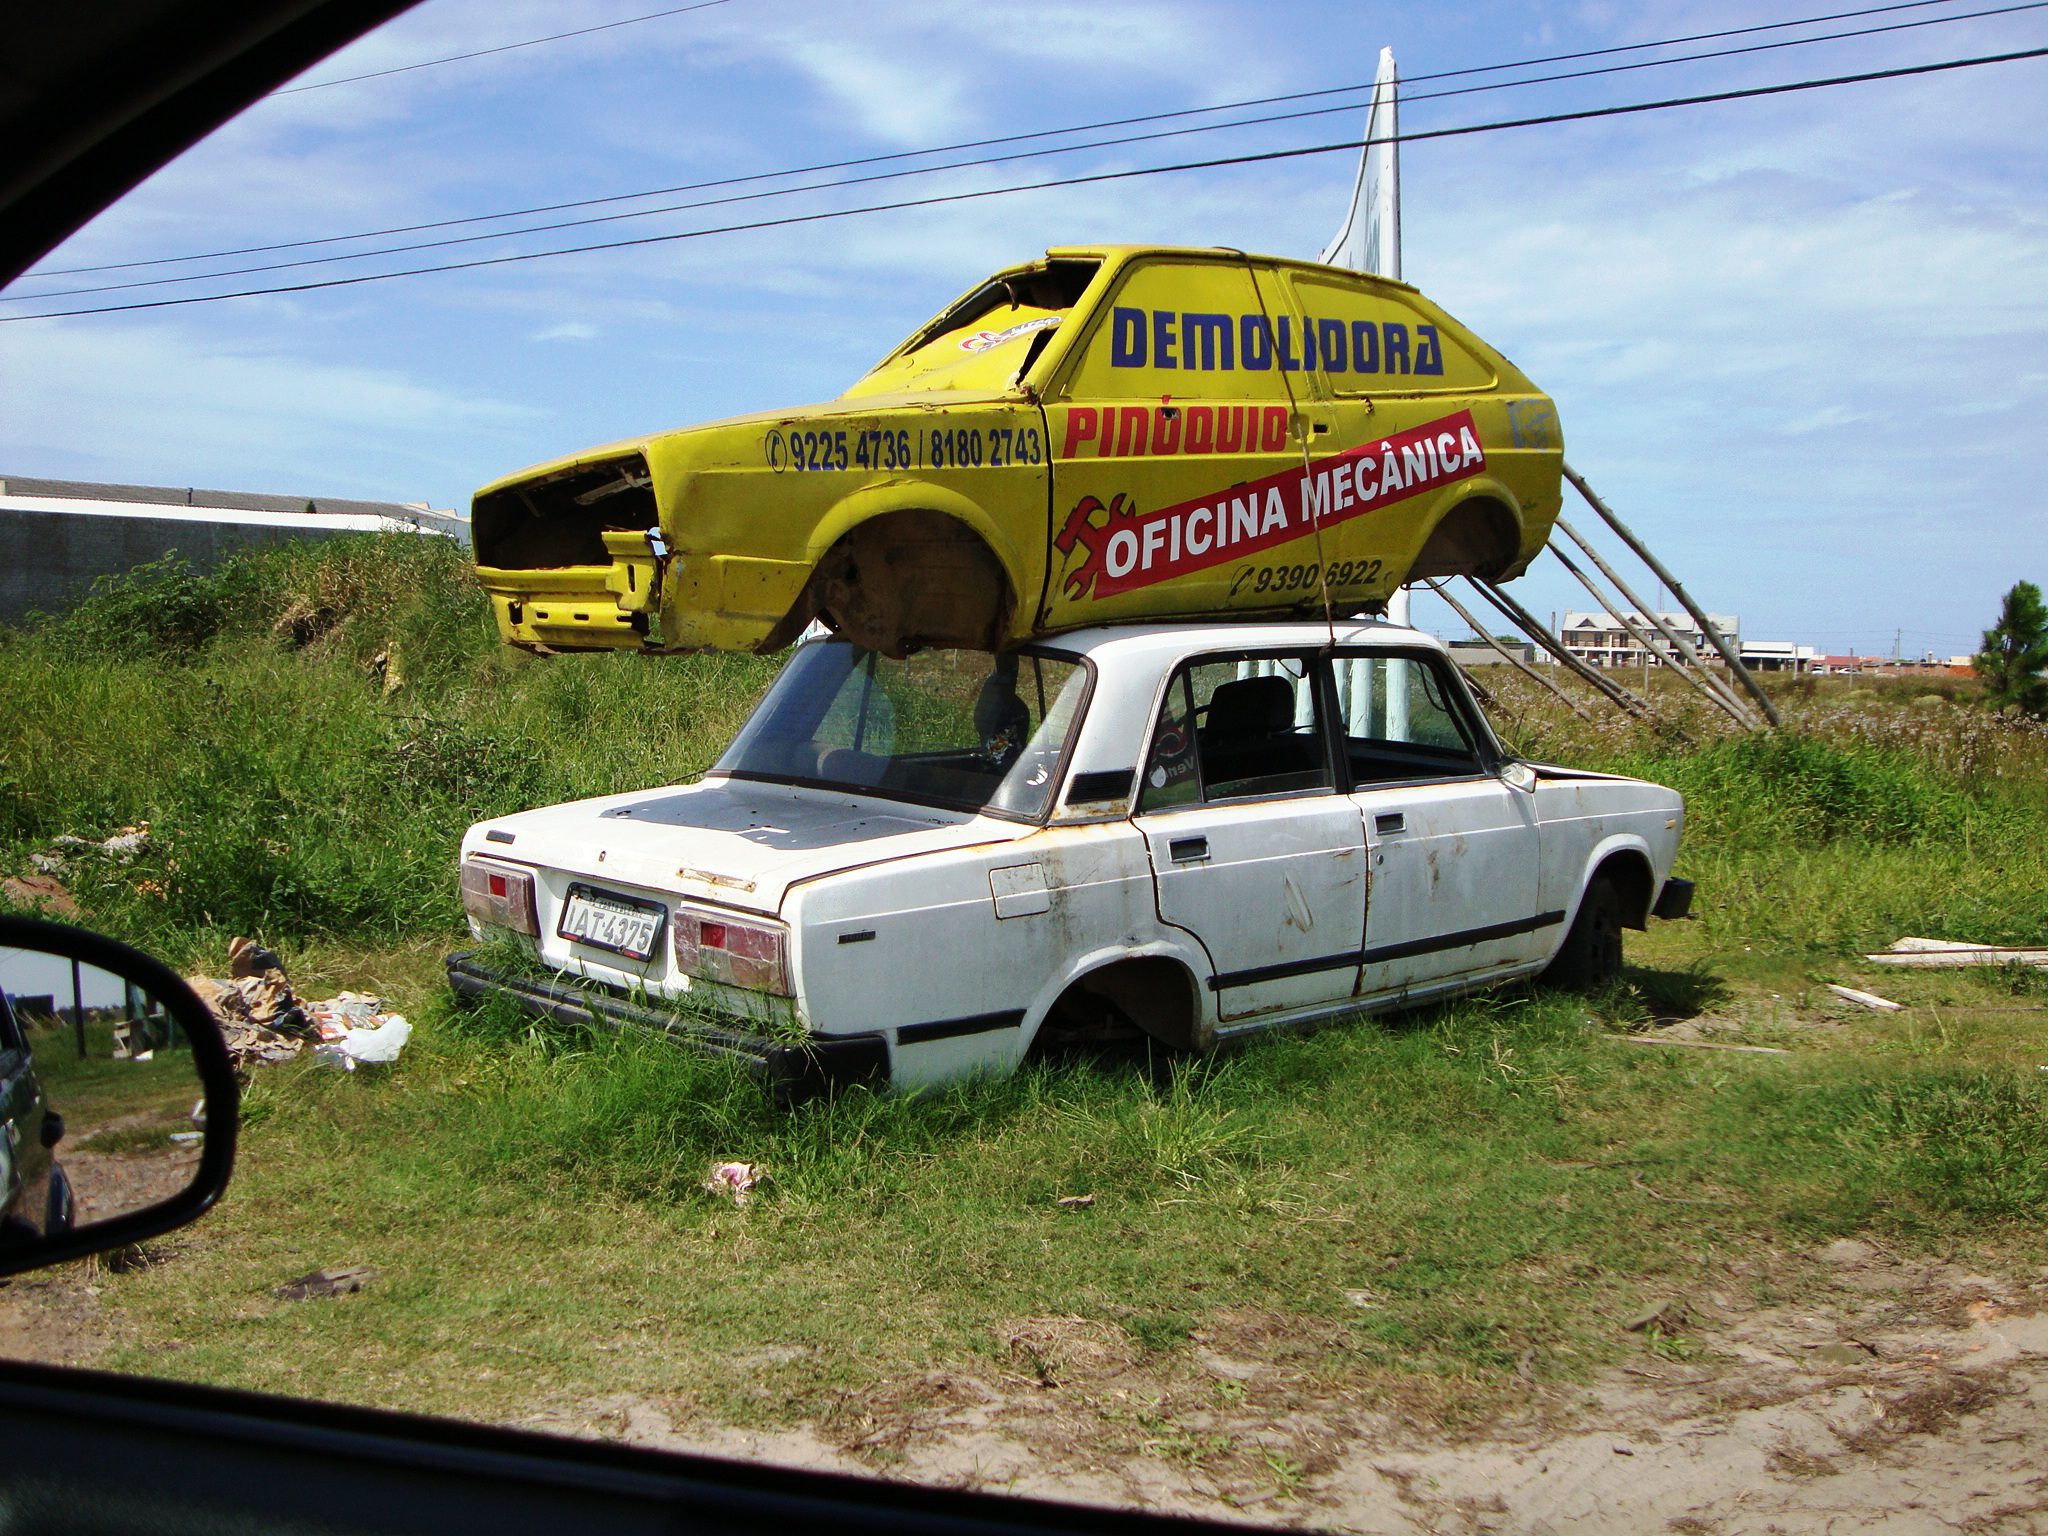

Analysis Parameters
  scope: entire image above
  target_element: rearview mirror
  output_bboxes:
[0,915,237,1276]
[1501,760,1538,793]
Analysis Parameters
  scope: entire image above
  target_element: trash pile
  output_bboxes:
[30,824,152,875]
[702,1161,763,1206]
[5,823,152,917]
[186,936,410,1072]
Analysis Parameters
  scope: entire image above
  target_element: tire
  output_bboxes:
[1544,874,1624,990]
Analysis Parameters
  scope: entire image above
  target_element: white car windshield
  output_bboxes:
[714,641,1089,821]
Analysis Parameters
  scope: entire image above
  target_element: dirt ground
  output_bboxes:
[524,1240,2048,1535]
[5,1238,2044,1533]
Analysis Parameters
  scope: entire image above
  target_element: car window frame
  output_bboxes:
[1136,647,1339,814]
[1322,645,1511,792]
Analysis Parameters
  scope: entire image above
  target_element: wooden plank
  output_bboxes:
[1866,950,2048,969]
[1826,983,1903,1012]
[1609,1035,1790,1055]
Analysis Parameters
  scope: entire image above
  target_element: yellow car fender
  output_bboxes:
[804,479,1033,606]
[1404,473,1535,581]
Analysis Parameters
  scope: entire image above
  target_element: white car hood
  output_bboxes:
[463,775,1032,915]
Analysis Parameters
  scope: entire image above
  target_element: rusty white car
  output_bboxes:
[450,621,1691,1094]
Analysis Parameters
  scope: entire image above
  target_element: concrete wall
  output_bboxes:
[0,477,468,626]
[0,509,390,625]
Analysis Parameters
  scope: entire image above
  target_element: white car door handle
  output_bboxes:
[1374,812,1406,835]
[1170,836,1209,863]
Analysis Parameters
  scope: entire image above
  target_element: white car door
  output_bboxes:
[1332,650,1550,996]
[1133,653,1368,1021]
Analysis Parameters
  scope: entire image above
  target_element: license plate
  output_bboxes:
[558,885,665,961]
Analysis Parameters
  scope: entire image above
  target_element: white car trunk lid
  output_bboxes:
[468,775,1031,914]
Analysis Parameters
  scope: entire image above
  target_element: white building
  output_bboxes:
[1737,640,1820,674]
[1560,610,1739,669]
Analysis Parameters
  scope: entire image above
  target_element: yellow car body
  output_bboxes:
[471,245,1563,656]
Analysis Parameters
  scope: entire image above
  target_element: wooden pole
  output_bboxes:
[1563,462,1781,727]
[1554,516,1757,724]
[1547,543,1756,728]
[1469,577,1657,719]
[1424,579,1594,722]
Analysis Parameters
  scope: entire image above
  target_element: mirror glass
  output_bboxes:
[0,946,208,1242]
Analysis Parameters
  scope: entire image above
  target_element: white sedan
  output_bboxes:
[451,620,1690,1095]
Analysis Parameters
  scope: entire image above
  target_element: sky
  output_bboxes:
[3,0,2045,659]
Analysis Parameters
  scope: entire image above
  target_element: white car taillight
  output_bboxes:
[674,908,791,995]
[460,859,539,937]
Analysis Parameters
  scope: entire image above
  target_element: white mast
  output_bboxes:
[1322,48,1410,737]
[1319,49,1409,640]
[1320,46,1401,283]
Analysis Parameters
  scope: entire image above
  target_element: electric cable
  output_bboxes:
[21,0,2008,280]
[271,0,732,95]
[13,0,2043,303]
[6,41,2043,324]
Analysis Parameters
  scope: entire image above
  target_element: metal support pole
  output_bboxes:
[1424,579,1594,722]
[1564,462,1780,726]
[1548,543,1757,728]
[1554,516,1758,725]
[1470,578,1656,719]
[71,956,86,1060]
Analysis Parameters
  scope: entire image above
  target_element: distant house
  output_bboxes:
[1737,640,1819,674]
[0,474,468,624]
[1560,609,1739,669]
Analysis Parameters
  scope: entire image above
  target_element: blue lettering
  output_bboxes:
[1112,307,1147,367]
[1384,322,1410,375]
[1317,318,1347,373]
[1152,309,1178,369]
[1351,320,1379,373]
[1240,315,1274,371]
[1182,313,1234,370]
[1414,324,1443,376]
[1277,316,1302,372]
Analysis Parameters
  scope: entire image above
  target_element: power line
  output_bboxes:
[7,42,2044,325]
[20,0,1999,280]
[270,0,732,95]
[14,0,2044,303]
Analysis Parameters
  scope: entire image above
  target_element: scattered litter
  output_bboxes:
[1866,937,2048,970]
[167,1131,202,1146]
[31,825,152,877]
[184,942,408,1071]
[273,1265,377,1301]
[1625,1298,1690,1334]
[314,1014,411,1070]
[703,1161,762,1205]
[1826,983,1904,1013]
[1055,1193,1096,1209]
[1342,1288,1384,1309]
[309,992,412,1069]
[227,935,285,978]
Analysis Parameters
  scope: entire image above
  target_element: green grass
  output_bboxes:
[5,537,2046,1434]
[87,979,2048,1427]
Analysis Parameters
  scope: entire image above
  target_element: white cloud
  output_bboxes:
[529,321,598,342]
[0,319,539,502]
[1775,404,1873,436]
